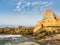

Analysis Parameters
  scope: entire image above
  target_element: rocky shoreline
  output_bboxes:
[0,34,60,45]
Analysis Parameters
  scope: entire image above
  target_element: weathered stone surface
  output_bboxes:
[33,10,60,35]
[0,35,40,45]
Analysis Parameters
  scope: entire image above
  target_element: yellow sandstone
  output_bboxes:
[33,10,60,34]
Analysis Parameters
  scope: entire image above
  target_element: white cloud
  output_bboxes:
[40,1,48,5]
[26,2,31,6]
[15,0,53,13]
[42,2,53,7]
[31,2,40,6]
[16,5,20,9]
[40,1,53,11]
[17,1,21,6]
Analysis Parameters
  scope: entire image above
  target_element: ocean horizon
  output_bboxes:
[0,25,34,28]
[0,25,19,28]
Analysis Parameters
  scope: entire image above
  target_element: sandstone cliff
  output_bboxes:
[33,10,60,35]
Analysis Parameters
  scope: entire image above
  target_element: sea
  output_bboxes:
[0,25,18,28]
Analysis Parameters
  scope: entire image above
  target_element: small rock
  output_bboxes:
[24,41,40,45]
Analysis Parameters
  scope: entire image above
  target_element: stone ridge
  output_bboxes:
[33,10,60,34]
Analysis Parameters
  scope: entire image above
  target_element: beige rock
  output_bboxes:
[33,9,60,35]
[24,42,40,45]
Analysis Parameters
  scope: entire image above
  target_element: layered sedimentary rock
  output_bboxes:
[33,10,60,34]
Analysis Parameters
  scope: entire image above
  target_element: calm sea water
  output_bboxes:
[0,25,19,28]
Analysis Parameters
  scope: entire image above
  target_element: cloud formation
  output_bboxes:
[15,0,53,14]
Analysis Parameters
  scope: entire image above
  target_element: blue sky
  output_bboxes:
[0,0,60,26]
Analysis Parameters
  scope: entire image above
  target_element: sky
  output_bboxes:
[0,0,60,26]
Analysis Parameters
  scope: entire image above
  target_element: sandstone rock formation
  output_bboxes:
[33,10,60,36]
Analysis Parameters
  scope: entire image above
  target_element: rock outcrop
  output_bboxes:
[33,10,60,35]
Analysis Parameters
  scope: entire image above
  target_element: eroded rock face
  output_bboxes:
[33,10,60,34]
[0,35,40,45]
